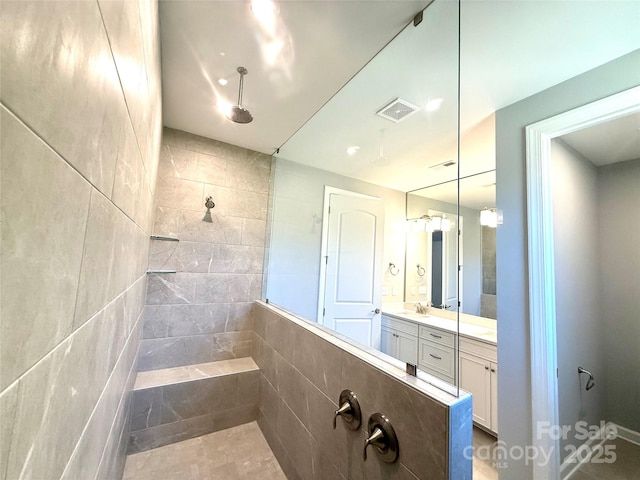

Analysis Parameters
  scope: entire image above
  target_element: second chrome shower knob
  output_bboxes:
[363,413,399,463]
[333,390,362,430]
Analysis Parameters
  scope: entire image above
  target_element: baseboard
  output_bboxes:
[612,423,640,446]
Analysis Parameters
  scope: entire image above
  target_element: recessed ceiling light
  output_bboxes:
[346,146,360,155]
[219,52,225,57]
[217,78,228,86]
[425,98,443,112]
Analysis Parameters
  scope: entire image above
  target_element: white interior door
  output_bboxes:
[322,193,384,349]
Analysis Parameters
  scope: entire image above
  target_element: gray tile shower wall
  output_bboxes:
[252,302,473,480]
[139,128,271,371]
[0,1,162,479]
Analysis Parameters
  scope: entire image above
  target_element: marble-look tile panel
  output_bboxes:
[142,303,230,339]
[225,150,271,194]
[341,352,449,480]
[258,374,281,428]
[152,206,181,238]
[276,401,314,480]
[1,0,126,196]
[145,273,197,305]
[253,335,277,387]
[263,310,298,364]
[274,355,311,430]
[155,175,204,211]
[160,375,239,424]
[258,412,302,480]
[111,130,147,228]
[137,335,215,371]
[210,244,265,274]
[209,185,269,220]
[134,358,258,390]
[0,382,18,480]
[149,240,213,273]
[242,218,268,246]
[1,302,137,480]
[96,0,146,161]
[183,131,248,162]
[311,445,348,480]
[128,404,257,454]
[136,331,253,371]
[0,108,91,389]
[123,422,285,480]
[131,387,163,432]
[291,327,344,399]
[180,210,245,244]
[60,314,142,480]
[194,273,260,303]
[228,302,255,331]
[73,190,121,329]
[153,206,246,245]
[159,144,228,187]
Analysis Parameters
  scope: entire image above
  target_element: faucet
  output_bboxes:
[415,302,428,315]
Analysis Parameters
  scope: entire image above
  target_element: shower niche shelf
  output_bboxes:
[151,235,179,242]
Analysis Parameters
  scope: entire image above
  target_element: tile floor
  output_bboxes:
[472,427,499,480]
[122,422,286,480]
[568,437,640,480]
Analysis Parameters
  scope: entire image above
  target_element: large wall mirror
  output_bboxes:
[406,169,496,319]
[263,0,639,413]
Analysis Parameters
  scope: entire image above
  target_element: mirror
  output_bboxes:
[406,171,496,318]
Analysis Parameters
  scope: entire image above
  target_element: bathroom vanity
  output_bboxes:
[382,308,498,434]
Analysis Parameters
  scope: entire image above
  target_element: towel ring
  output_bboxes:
[416,264,425,277]
[388,263,399,276]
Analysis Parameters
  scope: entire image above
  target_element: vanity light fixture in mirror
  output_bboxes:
[480,207,497,228]
[406,214,452,232]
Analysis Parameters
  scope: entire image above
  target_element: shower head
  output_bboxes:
[227,67,253,124]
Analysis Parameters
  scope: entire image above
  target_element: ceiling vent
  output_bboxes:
[429,159,457,169]
[376,98,420,123]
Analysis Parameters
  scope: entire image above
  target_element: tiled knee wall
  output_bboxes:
[252,301,472,480]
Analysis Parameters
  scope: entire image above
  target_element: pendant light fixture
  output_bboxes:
[227,66,253,124]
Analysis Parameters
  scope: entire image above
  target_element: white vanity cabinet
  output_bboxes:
[418,325,457,384]
[381,315,418,365]
[460,337,498,433]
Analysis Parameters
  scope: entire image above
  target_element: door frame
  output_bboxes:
[525,85,640,479]
[316,186,381,324]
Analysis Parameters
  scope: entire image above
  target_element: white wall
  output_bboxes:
[495,49,640,479]
[551,140,607,459]
[598,158,640,433]
[265,158,406,321]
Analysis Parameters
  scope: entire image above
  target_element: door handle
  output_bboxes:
[372,308,381,314]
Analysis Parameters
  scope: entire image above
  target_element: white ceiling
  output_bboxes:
[560,112,640,167]
[160,0,640,194]
[160,0,430,154]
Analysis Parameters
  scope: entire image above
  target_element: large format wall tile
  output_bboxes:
[1,1,125,196]
[0,108,91,389]
[1,281,146,480]
[0,0,162,477]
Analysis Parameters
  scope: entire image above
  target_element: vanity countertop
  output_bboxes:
[382,308,497,345]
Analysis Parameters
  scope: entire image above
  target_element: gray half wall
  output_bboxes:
[252,301,472,480]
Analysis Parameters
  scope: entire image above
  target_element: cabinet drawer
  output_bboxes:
[460,336,497,362]
[382,315,419,336]
[419,325,455,347]
[418,340,455,378]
